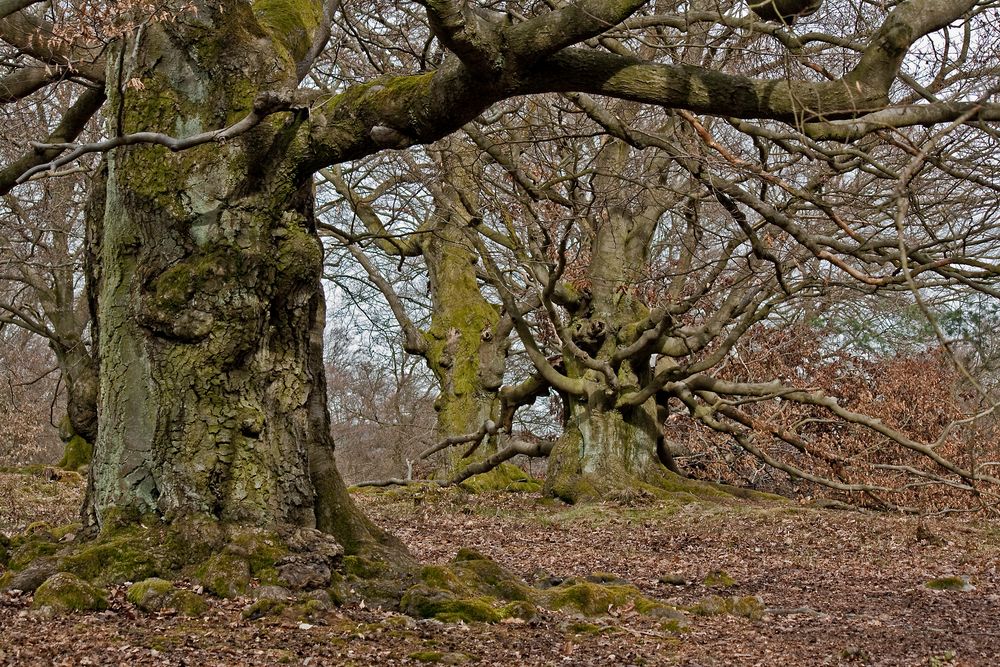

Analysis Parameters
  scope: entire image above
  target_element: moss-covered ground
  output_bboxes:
[1,470,999,665]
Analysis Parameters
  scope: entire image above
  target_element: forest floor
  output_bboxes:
[1,468,999,666]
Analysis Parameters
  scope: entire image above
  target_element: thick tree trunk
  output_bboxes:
[541,153,683,501]
[544,338,682,502]
[545,398,666,502]
[85,2,393,554]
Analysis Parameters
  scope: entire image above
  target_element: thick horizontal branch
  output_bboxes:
[306,0,976,169]
[0,10,105,82]
[0,64,62,104]
[0,0,42,20]
[354,437,552,489]
[506,0,650,65]
[521,49,888,124]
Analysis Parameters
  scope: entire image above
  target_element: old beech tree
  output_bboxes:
[0,0,997,553]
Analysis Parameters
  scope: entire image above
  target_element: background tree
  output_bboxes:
[0,84,98,466]
[321,142,518,478]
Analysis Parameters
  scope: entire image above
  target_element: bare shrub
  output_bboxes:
[0,328,62,467]
[672,320,999,510]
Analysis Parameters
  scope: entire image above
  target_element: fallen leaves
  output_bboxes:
[1,476,999,665]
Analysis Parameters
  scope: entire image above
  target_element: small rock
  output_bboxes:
[282,528,344,561]
[303,589,333,609]
[195,553,251,598]
[126,578,174,611]
[658,573,687,586]
[2,559,59,593]
[277,559,331,590]
[126,578,207,616]
[32,572,107,613]
[242,597,286,620]
[254,585,293,602]
[167,589,208,616]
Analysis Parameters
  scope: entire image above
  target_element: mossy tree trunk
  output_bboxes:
[85,0,393,554]
[545,399,668,501]
[54,335,99,470]
[422,214,507,475]
[329,144,510,478]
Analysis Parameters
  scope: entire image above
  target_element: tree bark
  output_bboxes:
[541,144,679,500]
[85,1,392,554]
[422,221,505,473]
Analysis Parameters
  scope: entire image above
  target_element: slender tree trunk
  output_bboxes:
[422,223,505,475]
[54,337,98,469]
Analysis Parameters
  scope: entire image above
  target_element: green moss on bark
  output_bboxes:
[252,0,323,62]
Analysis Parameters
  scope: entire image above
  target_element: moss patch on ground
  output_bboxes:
[398,548,683,624]
[688,595,765,619]
[32,572,107,614]
[703,570,737,588]
[925,576,974,592]
[2,517,293,603]
[459,463,542,494]
[543,578,669,617]
[58,436,93,471]
[399,549,537,623]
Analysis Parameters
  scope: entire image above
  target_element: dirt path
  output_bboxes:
[2,472,998,665]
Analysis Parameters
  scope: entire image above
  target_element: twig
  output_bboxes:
[18,91,297,184]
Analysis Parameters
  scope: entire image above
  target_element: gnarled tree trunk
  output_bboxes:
[541,147,681,501]
[85,2,392,554]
